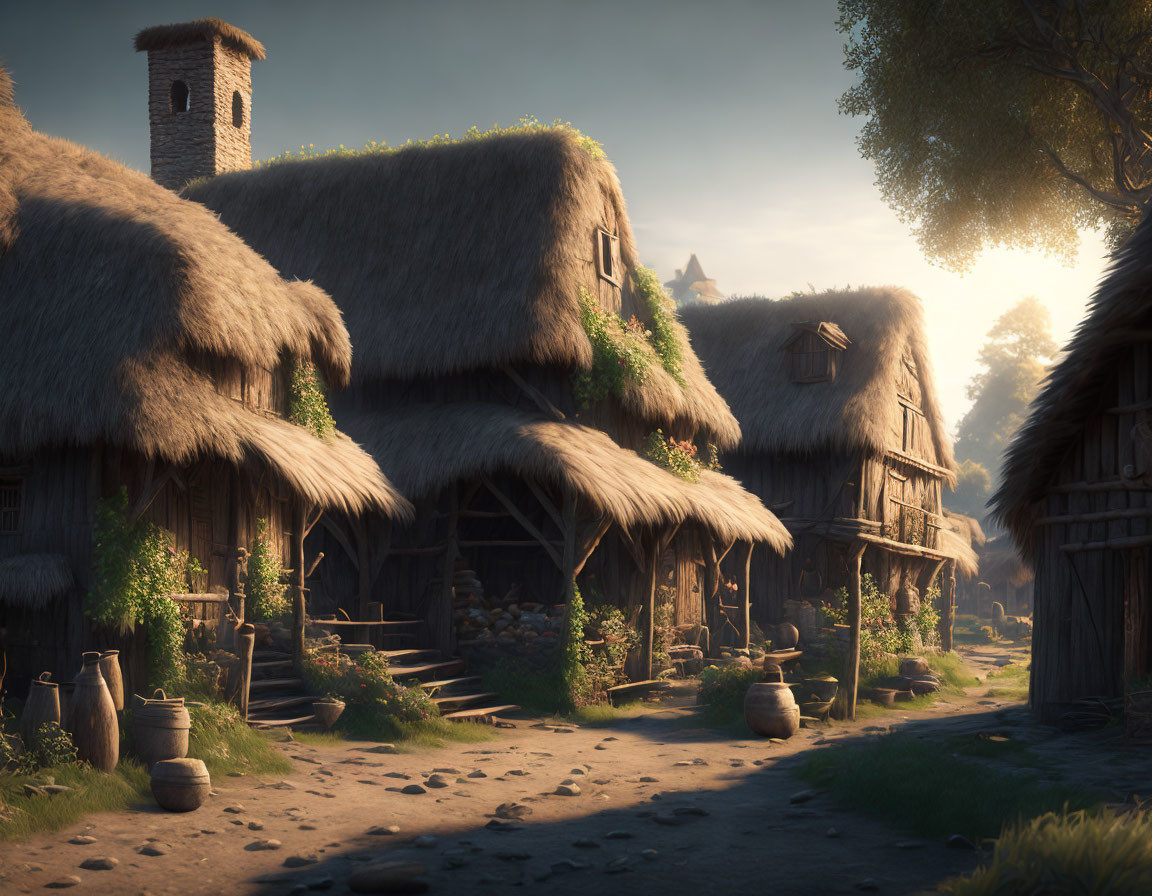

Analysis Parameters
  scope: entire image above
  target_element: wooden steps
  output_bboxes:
[249,714,316,729]
[389,659,465,681]
[432,691,500,709]
[607,679,673,705]
[442,704,521,721]
[248,694,315,712]
[380,648,440,662]
[250,677,304,691]
[420,676,482,694]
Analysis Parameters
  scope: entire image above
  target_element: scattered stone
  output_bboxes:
[506,769,528,776]
[572,838,600,848]
[200,829,220,835]
[136,843,170,857]
[223,805,245,814]
[268,781,298,790]
[68,836,97,845]
[790,790,818,804]
[433,767,461,775]
[856,880,879,892]
[495,721,516,729]
[552,859,590,873]
[299,824,318,831]
[245,839,283,851]
[425,775,450,789]
[360,744,398,754]
[248,820,265,831]
[639,776,659,783]
[606,856,636,874]
[347,860,428,894]
[307,879,335,891]
[384,772,411,780]
[413,836,438,850]
[401,784,427,796]
[569,768,585,776]
[895,840,926,850]
[605,831,633,840]
[283,855,319,868]
[484,819,522,832]
[594,744,608,750]
[641,849,659,861]
[467,770,487,779]
[42,785,73,795]
[359,779,383,786]
[45,876,82,889]
[653,814,684,826]
[495,803,532,820]
[367,825,401,836]
[555,783,581,797]
[602,737,618,742]
[826,827,841,838]
[494,851,531,861]
[947,834,977,850]
[79,857,118,870]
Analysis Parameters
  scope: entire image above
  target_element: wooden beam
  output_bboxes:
[886,449,951,479]
[388,543,448,556]
[641,538,658,681]
[290,499,307,664]
[1035,508,1152,525]
[845,542,867,721]
[1060,534,1152,553]
[303,507,324,539]
[320,515,358,570]
[618,527,648,571]
[854,531,957,563]
[560,489,578,654]
[128,464,180,524]
[482,477,562,568]
[939,559,956,652]
[432,484,459,655]
[716,537,736,566]
[354,518,373,621]
[305,552,325,578]
[527,479,564,532]
[235,623,255,722]
[738,541,754,651]
[1049,480,1152,493]
[502,365,566,420]
[459,539,564,549]
[573,515,612,578]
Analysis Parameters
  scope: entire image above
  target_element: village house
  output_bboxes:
[145,19,791,701]
[665,254,725,307]
[994,213,1152,724]
[0,63,410,697]
[680,289,976,687]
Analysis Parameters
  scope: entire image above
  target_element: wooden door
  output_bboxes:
[1125,548,1151,682]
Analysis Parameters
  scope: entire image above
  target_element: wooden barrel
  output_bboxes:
[21,672,61,746]
[133,689,190,768]
[744,681,800,739]
[70,652,119,771]
[151,758,211,812]
[99,651,124,711]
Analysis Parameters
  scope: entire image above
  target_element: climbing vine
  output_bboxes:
[245,518,289,620]
[633,265,686,387]
[86,488,202,691]
[572,289,651,408]
[289,362,335,440]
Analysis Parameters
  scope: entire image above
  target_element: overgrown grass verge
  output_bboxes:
[942,809,1152,895]
[0,761,151,841]
[565,701,650,727]
[953,614,996,646]
[286,719,498,751]
[983,662,1030,700]
[797,733,1099,841]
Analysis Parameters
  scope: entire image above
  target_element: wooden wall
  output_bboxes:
[1029,343,1152,721]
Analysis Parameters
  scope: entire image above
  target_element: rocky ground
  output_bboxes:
[2,641,1145,896]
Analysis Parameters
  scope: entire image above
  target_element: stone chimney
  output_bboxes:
[135,19,265,189]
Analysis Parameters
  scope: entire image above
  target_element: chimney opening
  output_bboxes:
[170,80,190,114]
[232,91,244,128]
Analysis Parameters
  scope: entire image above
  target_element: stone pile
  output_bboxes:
[454,582,566,670]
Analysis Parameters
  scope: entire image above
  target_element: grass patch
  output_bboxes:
[287,731,347,748]
[927,652,981,691]
[953,614,996,646]
[983,662,1030,700]
[187,703,292,777]
[288,720,498,751]
[797,732,1099,841]
[565,701,650,727]
[0,762,151,841]
[942,809,1152,894]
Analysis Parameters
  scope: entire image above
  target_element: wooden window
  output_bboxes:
[0,477,22,534]
[596,229,622,286]
[783,322,849,384]
[170,80,190,115]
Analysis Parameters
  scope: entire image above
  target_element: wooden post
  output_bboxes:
[641,540,658,681]
[235,622,255,722]
[366,601,384,649]
[940,559,957,651]
[845,542,867,721]
[290,499,307,665]
[225,466,243,633]
[739,541,754,650]
[355,519,373,623]
[433,484,459,655]
[560,489,577,607]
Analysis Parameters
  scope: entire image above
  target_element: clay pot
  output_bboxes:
[908,675,941,696]
[763,662,783,683]
[870,688,896,706]
[21,672,61,746]
[898,656,931,678]
[59,682,75,733]
[151,758,211,812]
[744,681,800,739]
[312,699,345,730]
[804,674,839,703]
[70,652,119,771]
[99,651,124,712]
[772,623,799,650]
[133,689,191,769]
[800,699,833,720]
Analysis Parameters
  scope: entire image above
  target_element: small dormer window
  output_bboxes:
[597,229,622,287]
[783,321,850,383]
[170,80,190,114]
[0,476,22,534]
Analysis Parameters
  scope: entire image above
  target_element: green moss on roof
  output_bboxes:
[256,117,606,168]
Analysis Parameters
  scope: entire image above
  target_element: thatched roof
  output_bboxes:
[944,510,987,548]
[993,214,1152,555]
[0,554,74,608]
[340,402,790,551]
[134,19,266,60]
[937,528,980,580]
[183,131,740,447]
[679,288,956,474]
[0,73,408,519]
[976,536,1034,588]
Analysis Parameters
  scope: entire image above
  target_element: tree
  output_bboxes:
[954,297,1058,500]
[950,459,993,520]
[838,1,1152,269]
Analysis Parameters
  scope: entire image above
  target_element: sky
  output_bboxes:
[1,0,1112,430]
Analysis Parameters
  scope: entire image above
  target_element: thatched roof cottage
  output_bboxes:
[184,122,789,681]
[0,68,409,692]
[681,288,972,714]
[993,213,1152,722]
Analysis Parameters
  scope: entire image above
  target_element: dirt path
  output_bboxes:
[0,645,1081,896]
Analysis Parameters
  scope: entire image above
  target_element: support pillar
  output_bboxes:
[290,499,307,665]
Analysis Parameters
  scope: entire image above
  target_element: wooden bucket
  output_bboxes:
[99,651,124,712]
[71,651,119,772]
[21,672,61,746]
[151,758,211,812]
[744,682,800,739]
[133,688,191,768]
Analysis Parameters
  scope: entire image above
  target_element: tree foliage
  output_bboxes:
[955,297,1057,477]
[838,0,1152,268]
